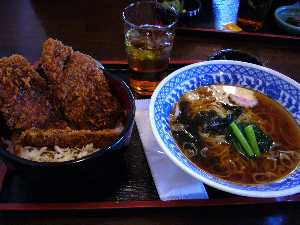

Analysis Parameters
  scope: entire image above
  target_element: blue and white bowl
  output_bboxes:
[149,60,300,198]
[274,2,300,35]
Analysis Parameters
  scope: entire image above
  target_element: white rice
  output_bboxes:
[16,144,97,162]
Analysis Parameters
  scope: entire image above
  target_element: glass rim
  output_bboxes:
[122,1,178,30]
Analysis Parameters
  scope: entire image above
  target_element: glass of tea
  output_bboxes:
[122,1,178,96]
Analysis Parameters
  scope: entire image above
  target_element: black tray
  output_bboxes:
[0,62,299,211]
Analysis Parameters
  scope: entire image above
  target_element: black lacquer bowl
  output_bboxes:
[208,49,263,66]
[0,70,135,182]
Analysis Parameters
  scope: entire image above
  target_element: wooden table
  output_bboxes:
[0,0,299,224]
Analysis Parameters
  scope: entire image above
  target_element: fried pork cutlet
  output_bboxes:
[17,127,122,148]
[41,38,123,130]
[0,55,58,130]
[41,38,73,83]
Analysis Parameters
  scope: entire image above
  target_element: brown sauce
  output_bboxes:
[170,85,300,185]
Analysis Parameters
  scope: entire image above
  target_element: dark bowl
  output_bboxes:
[208,49,263,66]
[179,0,202,26]
[0,70,135,182]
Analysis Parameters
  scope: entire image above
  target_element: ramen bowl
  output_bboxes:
[149,60,300,198]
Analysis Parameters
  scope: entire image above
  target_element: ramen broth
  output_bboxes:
[170,85,300,185]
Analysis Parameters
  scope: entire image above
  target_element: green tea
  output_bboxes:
[125,27,174,95]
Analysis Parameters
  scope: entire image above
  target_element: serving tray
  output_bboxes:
[0,61,299,212]
[176,0,300,42]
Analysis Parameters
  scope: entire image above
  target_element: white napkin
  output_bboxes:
[135,99,208,201]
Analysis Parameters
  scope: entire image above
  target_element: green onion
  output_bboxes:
[229,122,254,158]
[230,134,248,158]
[244,125,261,157]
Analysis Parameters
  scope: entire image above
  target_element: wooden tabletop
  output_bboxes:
[0,0,300,224]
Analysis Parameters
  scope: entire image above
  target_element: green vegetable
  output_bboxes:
[229,122,254,158]
[251,124,273,152]
[227,132,248,158]
[244,125,261,157]
[234,122,273,152]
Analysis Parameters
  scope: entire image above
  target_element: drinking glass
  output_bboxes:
[122,1,178,96]
[238,0,274,30]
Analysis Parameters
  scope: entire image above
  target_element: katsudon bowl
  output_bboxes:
[0,69,135,182]
[150,60,300,198]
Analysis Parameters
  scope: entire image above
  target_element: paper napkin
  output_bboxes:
[135,99,208,201]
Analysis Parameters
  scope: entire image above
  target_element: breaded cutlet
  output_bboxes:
[41,38,123,130]
[0,55,58,130]
[17,127,122,148]
[41,38,73,83]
